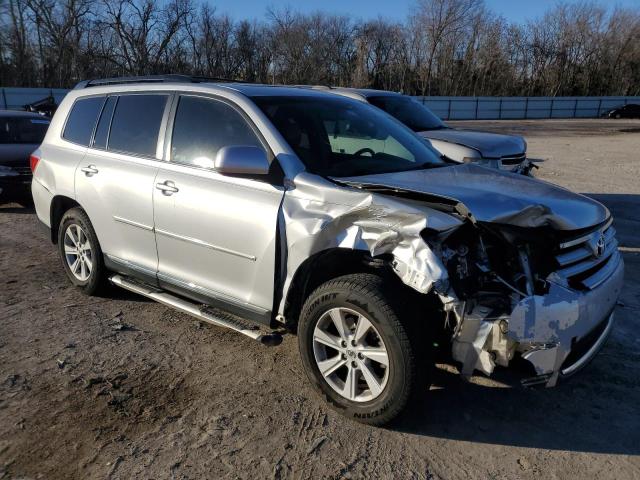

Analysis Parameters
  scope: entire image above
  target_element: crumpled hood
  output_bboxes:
[0,144,38,167]
[419,128,526,158]
[334,164,609,230]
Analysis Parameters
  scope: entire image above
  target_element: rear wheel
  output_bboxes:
[298,274,421,425]
[57,207,106,295]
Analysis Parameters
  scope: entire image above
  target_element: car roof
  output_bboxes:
[72,75,402,101]
[0,109,49,119]
[73,79,343,101]
[221,83,338,98]
[329,87,403,99]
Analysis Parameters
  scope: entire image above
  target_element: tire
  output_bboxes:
[57,207,106,295]
[298,273,422,426]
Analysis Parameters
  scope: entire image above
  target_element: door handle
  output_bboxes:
[80,165,99,176]
[156,180,179,195]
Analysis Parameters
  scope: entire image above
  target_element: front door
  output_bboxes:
[153,94,284,317]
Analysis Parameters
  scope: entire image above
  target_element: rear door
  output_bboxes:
[153,94,285,318]
[75,93,170,279]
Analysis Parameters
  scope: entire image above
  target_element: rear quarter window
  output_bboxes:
[62,96,105,146]
[107,94,168,158]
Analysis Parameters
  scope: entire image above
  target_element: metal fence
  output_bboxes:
[416,95,640,120]
[2,87,640,120]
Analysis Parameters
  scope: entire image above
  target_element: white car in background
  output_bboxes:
[316,87,535,174]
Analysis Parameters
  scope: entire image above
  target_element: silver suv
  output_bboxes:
[31,76,623,425]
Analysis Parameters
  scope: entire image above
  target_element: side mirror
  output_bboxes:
[215,145,270,176]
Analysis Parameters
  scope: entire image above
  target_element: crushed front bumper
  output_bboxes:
[510,255,624,387]
[451,252,624,387]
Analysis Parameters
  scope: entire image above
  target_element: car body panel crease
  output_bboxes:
[333,163,609,230]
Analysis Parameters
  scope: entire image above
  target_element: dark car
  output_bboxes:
[0,110,50,203]
[601,103,640,119]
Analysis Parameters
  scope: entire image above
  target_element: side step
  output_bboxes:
[109,274,282,346]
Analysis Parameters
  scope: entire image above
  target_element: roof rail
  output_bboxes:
[292,85,334,90]
[74,74,246,89]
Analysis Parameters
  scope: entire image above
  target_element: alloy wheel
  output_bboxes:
[312,307,389,402]
[63,223,93,282]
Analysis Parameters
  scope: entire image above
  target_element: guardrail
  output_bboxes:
[416,96,640,120]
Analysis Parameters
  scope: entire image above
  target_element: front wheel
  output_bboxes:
[57,207,106,295]
[298,274,420,425]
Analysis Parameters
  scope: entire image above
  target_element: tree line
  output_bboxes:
[1,0,639,96]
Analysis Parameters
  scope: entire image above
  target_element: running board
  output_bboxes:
[109,274,282,346]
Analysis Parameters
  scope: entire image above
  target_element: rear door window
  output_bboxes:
[170,95,263,169]
[62,96,105,146]
[108,94,168,158]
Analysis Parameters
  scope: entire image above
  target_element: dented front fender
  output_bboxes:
[277,173,461,315]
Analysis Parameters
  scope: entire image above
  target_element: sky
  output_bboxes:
[206,0,639,23]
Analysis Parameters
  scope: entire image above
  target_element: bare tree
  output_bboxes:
[98,0,192,75]
[0,0,639,96]
[411,0,483,95]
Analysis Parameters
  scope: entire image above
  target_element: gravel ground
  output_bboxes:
[1,119,639,479]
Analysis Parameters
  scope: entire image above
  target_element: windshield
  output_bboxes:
[368,96,446,132]
[252,95,445,177]
[0,116,49,144]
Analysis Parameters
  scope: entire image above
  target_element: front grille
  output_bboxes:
[500,153,526,165]
[554,218,621,290]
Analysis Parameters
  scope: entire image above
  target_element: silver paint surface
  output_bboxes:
[335,163,609,230]
[75,149,160,275]
[418,128,526,159]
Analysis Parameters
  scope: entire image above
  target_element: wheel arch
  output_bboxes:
[50,195,82,244]
[282,247,398,330]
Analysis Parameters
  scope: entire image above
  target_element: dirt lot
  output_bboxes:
[1,119,639,479]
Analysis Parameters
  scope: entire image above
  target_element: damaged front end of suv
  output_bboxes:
[280,163,623,387]
[429,214,622,387]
